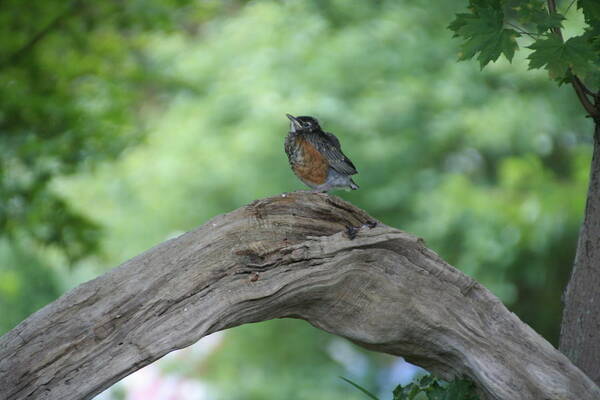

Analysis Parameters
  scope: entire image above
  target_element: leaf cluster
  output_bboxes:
[449,0,600,88]
[393,375,480,400]
[342,375,480,400]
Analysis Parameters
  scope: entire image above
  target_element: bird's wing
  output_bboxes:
[305,131,358,175]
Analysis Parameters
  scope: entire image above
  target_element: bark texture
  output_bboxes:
[560,122,600,384]
[0,192,598,400]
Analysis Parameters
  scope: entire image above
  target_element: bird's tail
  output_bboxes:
[350,179,359,190]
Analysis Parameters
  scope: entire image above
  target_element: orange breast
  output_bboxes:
[293,138,329,186]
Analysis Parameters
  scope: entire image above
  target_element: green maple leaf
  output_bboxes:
[511,0,565,33]
[393,376,480,400]
[535,13,565,32]
[527,35,596,80]
[449,7,520,69]
[441,379,480,400]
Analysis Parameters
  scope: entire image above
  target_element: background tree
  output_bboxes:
[1,0,597,398]
[449,0,600,383]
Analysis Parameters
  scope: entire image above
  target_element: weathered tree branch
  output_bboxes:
[0,192,598,400]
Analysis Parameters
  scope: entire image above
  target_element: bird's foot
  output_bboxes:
[289,189,313,194]
[346,225,359,240]
[296,188,329,194]
[364,220,377,229]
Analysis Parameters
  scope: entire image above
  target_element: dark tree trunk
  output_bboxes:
[560,121,600,385]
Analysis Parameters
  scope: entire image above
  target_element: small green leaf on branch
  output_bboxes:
[449,7,520,69]
[527,35,595,80]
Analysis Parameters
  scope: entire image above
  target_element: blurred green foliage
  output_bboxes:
[1,0,594,398]
[0,0,251,261]
[175,321,374,399]
[0,240,60,329]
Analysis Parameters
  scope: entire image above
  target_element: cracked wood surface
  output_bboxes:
[0,192,598,400]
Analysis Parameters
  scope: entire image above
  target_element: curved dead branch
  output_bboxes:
[0,192,598,400]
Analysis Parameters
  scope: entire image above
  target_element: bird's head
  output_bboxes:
[286,114,321,133]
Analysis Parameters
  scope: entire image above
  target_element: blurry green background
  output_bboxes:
[0,0,592,399]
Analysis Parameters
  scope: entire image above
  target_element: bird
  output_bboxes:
[284,114,359,192]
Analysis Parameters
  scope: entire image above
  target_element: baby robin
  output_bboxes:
[284,114,359,192]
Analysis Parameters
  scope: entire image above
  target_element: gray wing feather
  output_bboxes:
[305,131,357,175]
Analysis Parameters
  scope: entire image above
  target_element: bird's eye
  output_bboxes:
[303,122,311,128]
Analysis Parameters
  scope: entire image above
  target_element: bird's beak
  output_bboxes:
[286,113,302,131]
